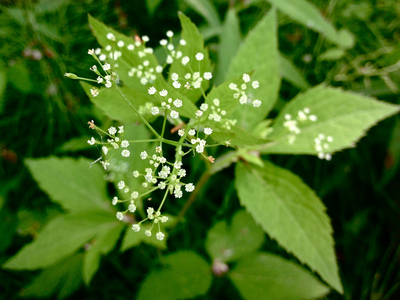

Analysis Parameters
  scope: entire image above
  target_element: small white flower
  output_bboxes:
[106,33,115,40]
[112,197,118,205]
[195,52,204,61]
[105,80,112,88]
[180,39,186,45]
[160,39,168,46]
[118,126,124,133]
[309,115,317,122]
[327,136,334,142]
[195,145,204,153]
[182,56,190,65]
[196,110,203,117]
[318,133,325,140]
[173,81,181,88]
[116,212,123,220]
[156,232,165,241]
[102,146,108,155]
[204,72,212,80]
[252,81,260,89]
[132,224,140,232]
[166,55,173,64]
[170,110,179,119]
[142,35,150,42]
[87,137,95,145]
[174,189,183,198]
[213,98,220,106]
[99,54,107,61]
[108,126,117,135]
[145,230,152,237]
[140,151,148,160]
[229,83,237,90]
[117,181,125,189]
[151,107,159,115]
[156,65,163,73]
[185,183,195,192]
[166,30,174,37]
[103,63,111,71]
[178,169,186,177]
[242,73,250,83]
[117,40,124,47]
[200,103,208,111]
[127,44,135,50]
[97,76,103,84]
[159,89,168,96]
[148,86,157,95]
[171,73,179,81]
[121,149,130,157]
[88,49,95,55]
[184,73,191,79]
[178,129,185,137]
[252,100,262,107]
[204,127,212,135]
[90,88,99,97]
[174,161,182,169]
[90,65,97,71]
[132,171,139,177]
[188,129,196,136]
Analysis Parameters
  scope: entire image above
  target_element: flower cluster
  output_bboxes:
[314,134,333,160]
[283,107,317,144]
[229,73,261,107]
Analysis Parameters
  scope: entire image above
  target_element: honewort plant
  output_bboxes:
[4,8,399,300]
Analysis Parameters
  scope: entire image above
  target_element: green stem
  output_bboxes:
[157,188,170,213]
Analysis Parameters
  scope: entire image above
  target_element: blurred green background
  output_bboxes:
[0,0,399,299]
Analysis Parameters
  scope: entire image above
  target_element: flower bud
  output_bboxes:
[64,73,78,79]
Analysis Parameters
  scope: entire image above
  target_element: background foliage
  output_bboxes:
[1,0,400,299]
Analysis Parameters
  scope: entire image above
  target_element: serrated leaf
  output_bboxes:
[25,156,109,213]
[235,160,343,293]
[21,253,83,299]
[279,53,310,90]
[211,125,266,147]
[137,251,212,300]
[229,253,330,300]
[3,210,117,270]
[226,9,280,130]
[215,8,241,85]
[205,210,264,262]
[266,0,353,49]
[83,223,124,284]
[185,0,220,27]
[261,85,400,155]
[120,223,167,251]
[168,12,212,103]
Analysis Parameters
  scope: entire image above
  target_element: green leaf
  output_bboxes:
[146,0,163,16]
[279,53,310,90]
[229,253,330,300]
[137,251,212,300]
[226,9,280,130]
[120,223,167,251]
[25,156,109,213]
[266,0,353,49]
[21,253,83,299]
[235,161,343,293]
[261,85,400,155]
[168,12,212,103]
[215,8,242,85]
[0,69,7,114]
[211,125,266,147]
[205,210,264,262]
[3,210,117,270]
[83,223,124,284]
[185,0,220,27]
[58,136,94,152]
[318,48,345,61]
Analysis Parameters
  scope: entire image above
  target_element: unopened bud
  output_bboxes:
[64,73,78,79]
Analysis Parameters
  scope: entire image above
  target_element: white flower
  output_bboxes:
[213,98,220,106]
[118,126,124,133]
[160,216,168,223]
[174,161,182,169]
[148,86,156,95]
[156,232,165,241]
[173,81,181,88]
[304,107,310,114]
[127,44,135,50]
[327,136,334,142]
[142,35,149,42]
[204,72,212,80]
[156,65,163,73]
[185,183,195,192]
[105,80,112,88]
[102,146,108,155]
[145,230,152,237]
[132,224,140,232]
[151,107,159,115]
[200,103,208,111]
[117,40,124,47]
[252,81,260,89]
[112,197,118,205]
[97,76,103,84]
[171,73,179,81]
[108,126,117,135]
[87,137,95,145]
[180,39,186,45]
[132,171,139,177]
[103,63,111,71]
[117,181,125,189]
[173,99,182,107]
[252,100,262,107]
[188,129,196,136]
[170,110,179,119]
[160,39,167,46]
[182,56,190,65]
[166,55,173,64]
[242,73,250,83]
[116,212,123,220]
[166,30,174,37]
[90,88,99,97]
[99,54,106,61]
[204,127,213,135]
[309,115,317,121]
[178,169,186,177]
[121,149,130,157]
[195,53,204,61]
[106,32,115,40]
[88,49,95,55]
[159,89,168,96]
[196,145,204,153]
[178,129,185,137]
[174,189,183,198]
[239,95,248,105]
[196,110,203,117]
[158,182,166,189]
[140,151,148,160]
[129,191,138,199]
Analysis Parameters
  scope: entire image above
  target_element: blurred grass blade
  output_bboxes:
[184,0,221,27]
[279,53,310,90]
